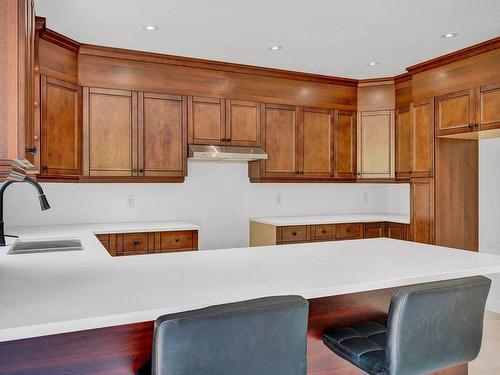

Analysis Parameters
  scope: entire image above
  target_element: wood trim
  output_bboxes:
[406,36,500,75]
[78,44,358,87]
[394,72,412,84]
[35,17,80,53]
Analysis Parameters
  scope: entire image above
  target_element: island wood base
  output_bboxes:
[0,287,467,375]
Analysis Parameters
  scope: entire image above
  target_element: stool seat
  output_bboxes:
[323,319,387,375]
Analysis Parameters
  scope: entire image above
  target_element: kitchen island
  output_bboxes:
[1,223,500,374]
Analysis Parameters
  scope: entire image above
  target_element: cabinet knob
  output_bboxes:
[321,229,327,234]
[226,138,231,142]
[131,168,137,173]
[42,166,48,171]
[468,124,474,129]
[133,240,139,245]
[292,231,297,236]
[175,238,180,243]
[346,228,351,233]
[221,138,227,142]
[138,169,144,173]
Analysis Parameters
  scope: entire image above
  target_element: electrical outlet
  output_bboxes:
[363,192,369,204]
[276,193,282,205]
[127,195,135,208]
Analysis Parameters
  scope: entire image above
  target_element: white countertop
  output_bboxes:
[250,213,410,226]
[1,222,499,343]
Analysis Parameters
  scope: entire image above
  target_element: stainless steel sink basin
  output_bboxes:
[7,238,83,255]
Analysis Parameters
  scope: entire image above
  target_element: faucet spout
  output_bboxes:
[0,176,51,246]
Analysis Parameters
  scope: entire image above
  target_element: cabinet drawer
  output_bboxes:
[386,223,406,240]
[312,224,335,241]
[363,222,386,238]
[160,231,194,251]
[280,226,309,243]
[336,223,363,240]
[123,233,149,253]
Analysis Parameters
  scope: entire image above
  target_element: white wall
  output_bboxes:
[479,138,500,313]
[4,162,409,250]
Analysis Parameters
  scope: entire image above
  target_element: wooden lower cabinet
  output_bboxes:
[250,221,407,246]
[96,230,198,256]
[409,177,434,244]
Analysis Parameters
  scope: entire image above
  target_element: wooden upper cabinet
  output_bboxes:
[225,100,260,147]
[262,104,299,177]
[138,92,187,177]
[334,110,356,180]
[83,87,137,176]
[412,99,434,177]
[40,76,80,175]
[477,82,500,131]
[395,107,412,180]
[188,96,225,145]
[357,110,395,180]
[409,177,434,244]
[300,108,334,178]
[435,89,475,136]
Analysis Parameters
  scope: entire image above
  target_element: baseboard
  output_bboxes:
[486,296,500,314]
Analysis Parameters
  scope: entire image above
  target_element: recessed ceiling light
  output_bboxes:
[441,32,458,39]
[269,45,283,51]
[367,62,379,66]
[143,24,159,31]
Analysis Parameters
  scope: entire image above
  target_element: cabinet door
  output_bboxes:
[83,88,137,176]
[386,223,406,240]
[357,110,395,179]
[40,76,80,175]
[138,92,187,177]
[412,100,434,177]
[188,96,225,145]
[301,108,334,178]
[477,83,500,131]
[334,110,356,180]
[409,178,434,244]
[225,100,260,147]
[363,222,386,238]
[435,89,475,136]
[262,104,299,177]
[395,107,412,180]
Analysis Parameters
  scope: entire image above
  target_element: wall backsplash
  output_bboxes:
[4,162,409,250]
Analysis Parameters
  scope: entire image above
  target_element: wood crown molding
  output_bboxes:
[358,77,395,87]
[36,17,80,54]
[406,36,500,75]
[394,72,411,84]
[77,44,359,87]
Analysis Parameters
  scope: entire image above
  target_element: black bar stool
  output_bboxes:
[322,276,491,375]
[139,295,308,375]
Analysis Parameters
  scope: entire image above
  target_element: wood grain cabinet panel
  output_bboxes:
[412,99,434,177]
[395,107,412,180]
[336,223,363,240]
[138,93,187,177]
[262,104,299,177]
[386,222,407,240]
[357,110,395,180]
[123,233,149,254]
[478,82,500,131]
[301,108,334,178]
[363,222,386,238]
[40,76,80,175]
[334,110,357,180]
[83,87,137,176]
[225,100,260,147]
[435,89,475,136]
[409,178,434,244]
[188,96,225,145]
[160,231,195,252]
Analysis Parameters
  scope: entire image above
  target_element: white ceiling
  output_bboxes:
[35,0,500,79]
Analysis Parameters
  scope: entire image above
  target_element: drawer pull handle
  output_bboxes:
[322,229,327,234]
[346,228,351,233]
[292,231,297,236]
[175,238,180,242]
[133,240,140,245]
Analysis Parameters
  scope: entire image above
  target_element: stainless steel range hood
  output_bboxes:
[188,145,267,162]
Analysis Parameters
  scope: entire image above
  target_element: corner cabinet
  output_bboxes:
[357,110,395,180]
[82,87,187,181]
